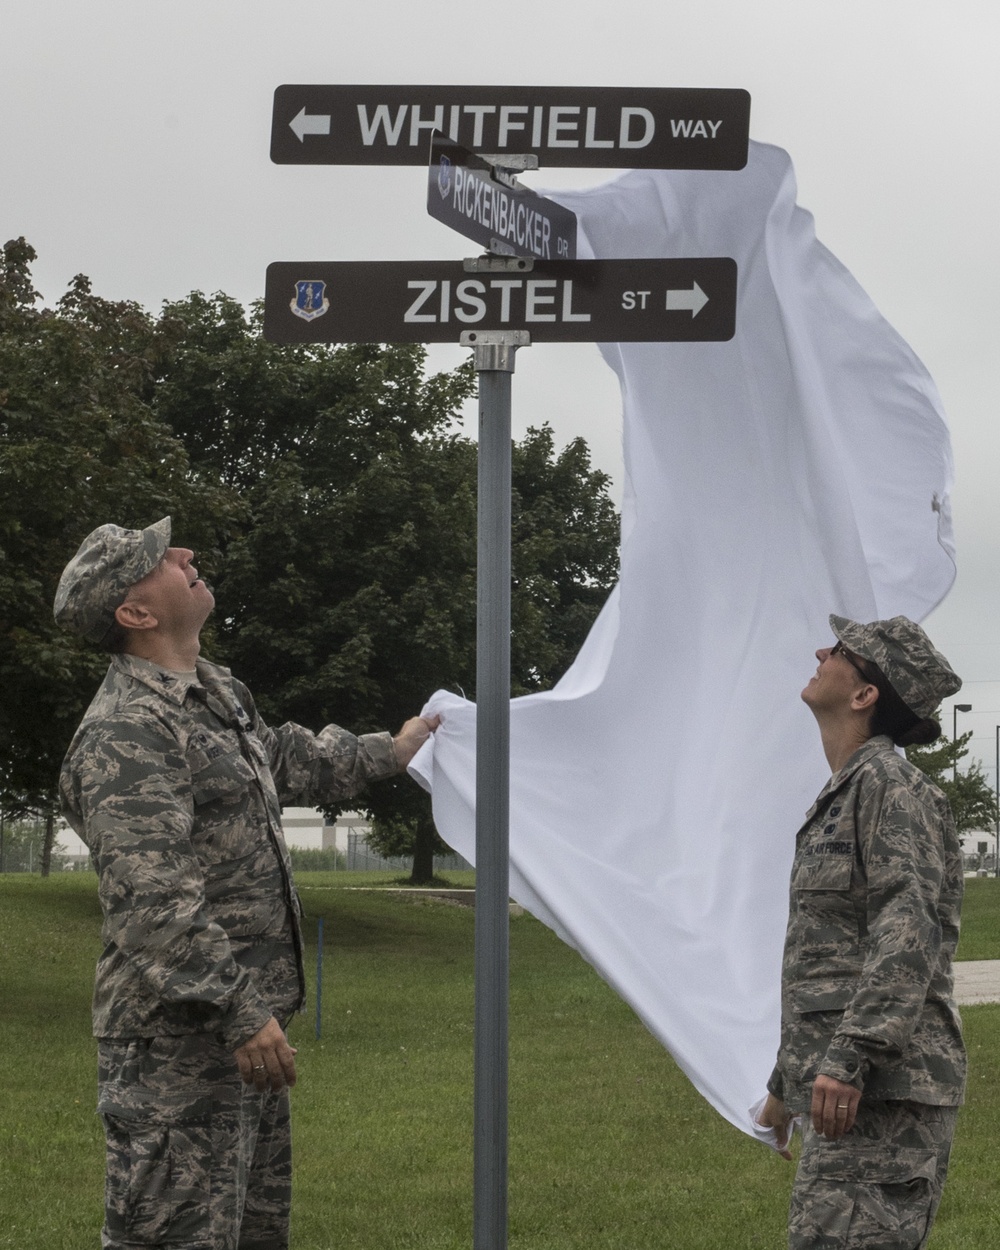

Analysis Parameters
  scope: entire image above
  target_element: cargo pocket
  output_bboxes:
[791,982,855,1014]
[99,1092,213,1245]
[797,1145,938,1250]
[793,855,853,893]
[189,744,256,806]
[791,854,860,961]
[189,742,261,866]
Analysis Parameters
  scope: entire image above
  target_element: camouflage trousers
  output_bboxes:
[97,1035,291,1249]
[788,1100,959,1250]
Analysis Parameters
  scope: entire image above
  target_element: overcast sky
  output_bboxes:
[4,0,1000,776]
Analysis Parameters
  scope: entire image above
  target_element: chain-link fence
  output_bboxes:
[344,829,471,873]
[0,813,71,873]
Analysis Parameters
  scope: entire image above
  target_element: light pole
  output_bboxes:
[995,725,999,878]
[952,704,972,782]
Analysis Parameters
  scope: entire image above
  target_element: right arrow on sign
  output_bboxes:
[666,281,709,317]
[290,107,332,142]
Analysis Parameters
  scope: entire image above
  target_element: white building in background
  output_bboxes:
[55,807,371,866]
[56,823,89,868]
[279,807,371,853]
[54,811,995,875]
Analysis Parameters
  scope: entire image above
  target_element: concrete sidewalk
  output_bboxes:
[954,961,1000,1006]
[960,867,1000,1008]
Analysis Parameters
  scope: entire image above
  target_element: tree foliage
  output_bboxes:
[0,239,239,822]
[1,247,621,881]
[906,724,999,836]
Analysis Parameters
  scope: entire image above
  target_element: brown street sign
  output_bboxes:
[271,85,750,169]
[428,135,578,261]
[264,258,737,344]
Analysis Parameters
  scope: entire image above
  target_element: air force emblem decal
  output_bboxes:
[437,153,452,200]
[291,280,330,322]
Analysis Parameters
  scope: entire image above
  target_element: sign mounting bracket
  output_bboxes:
[463,255,534,274]
[460,328,531,373]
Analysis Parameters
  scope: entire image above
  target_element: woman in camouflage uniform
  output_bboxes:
[759,614,966,1250]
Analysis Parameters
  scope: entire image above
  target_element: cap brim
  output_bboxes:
[141,517,171,570]
[828,614,877,663]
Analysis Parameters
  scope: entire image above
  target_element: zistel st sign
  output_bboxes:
[263,258,737,345]
[271,85,750,169]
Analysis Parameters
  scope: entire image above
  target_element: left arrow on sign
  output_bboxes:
[666,282,709,317]
[289,107,332,142]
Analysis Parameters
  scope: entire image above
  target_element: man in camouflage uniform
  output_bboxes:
[758,615,966,1250]
[55,517,438,1250]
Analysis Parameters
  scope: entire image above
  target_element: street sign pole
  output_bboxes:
[462,315,530,1250]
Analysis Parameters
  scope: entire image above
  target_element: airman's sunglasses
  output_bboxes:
[831,640,872,682]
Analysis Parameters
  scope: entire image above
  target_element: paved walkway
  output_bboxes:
[954,960,1000,1006]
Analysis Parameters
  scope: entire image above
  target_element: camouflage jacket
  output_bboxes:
[767,736,966,1112]
[60,654,397,1048]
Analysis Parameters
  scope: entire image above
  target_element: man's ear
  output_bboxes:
[114,599,158,632]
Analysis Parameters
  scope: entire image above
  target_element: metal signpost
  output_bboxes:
[266,85,747,1250]
[315,914,324,1040]
[465,321,526,1250]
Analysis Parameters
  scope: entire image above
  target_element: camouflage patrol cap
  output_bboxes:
[53,517,171,644]
[829,613,961,719]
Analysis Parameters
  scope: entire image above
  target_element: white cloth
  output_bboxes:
[410,142,956,1136]
[748,1094,801,1154]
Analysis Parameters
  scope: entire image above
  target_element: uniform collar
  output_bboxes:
[802,735,895,823]
[111,652,234,708]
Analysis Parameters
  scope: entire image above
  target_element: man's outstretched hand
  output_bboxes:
[393,714,442,770]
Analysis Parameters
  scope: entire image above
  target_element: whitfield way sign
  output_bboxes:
[270,85,750,169]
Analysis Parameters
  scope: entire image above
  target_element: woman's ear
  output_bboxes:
[851,682,879,714]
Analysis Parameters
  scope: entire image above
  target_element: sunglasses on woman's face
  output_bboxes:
[831,640,871,682]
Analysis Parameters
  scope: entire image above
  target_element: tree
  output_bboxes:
[906,723,999,836]
[0,240,241,872]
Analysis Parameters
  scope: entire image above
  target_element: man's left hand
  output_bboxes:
[811,1074,860,1139]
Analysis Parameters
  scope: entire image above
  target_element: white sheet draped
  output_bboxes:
[410,141,956,1136]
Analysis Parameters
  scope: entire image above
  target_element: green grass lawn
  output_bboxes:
[955,875,1000,960]
[1,872,998,1249]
